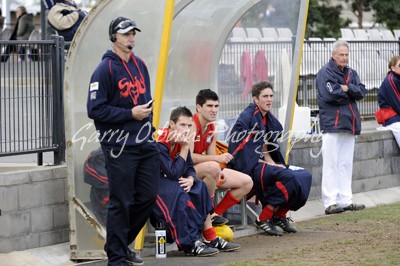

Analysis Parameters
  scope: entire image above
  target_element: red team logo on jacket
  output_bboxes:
[118,77,146,104]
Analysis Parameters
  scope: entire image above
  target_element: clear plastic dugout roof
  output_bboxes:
[64,0,307,259]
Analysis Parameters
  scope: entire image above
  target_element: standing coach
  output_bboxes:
[87,17,160,266]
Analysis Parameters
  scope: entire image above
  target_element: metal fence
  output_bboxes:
[218,39,400,121]
[1,37,399,164]
[0,36,66,165]
[299,40,400,119]
[218,40,293,120]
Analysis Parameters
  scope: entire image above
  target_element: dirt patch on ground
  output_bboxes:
[221,204,400,265]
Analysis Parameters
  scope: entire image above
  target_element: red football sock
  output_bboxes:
[203,227,217,241]
[214,191,240,215]
[275,206,289,218]
[259,205,274,222]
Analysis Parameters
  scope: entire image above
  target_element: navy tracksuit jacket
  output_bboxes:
[153,131,213,251]
[228,103,312,211]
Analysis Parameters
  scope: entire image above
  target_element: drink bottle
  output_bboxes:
[155,222,166,258]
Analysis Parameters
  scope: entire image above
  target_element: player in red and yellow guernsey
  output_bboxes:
[189,89,253,226]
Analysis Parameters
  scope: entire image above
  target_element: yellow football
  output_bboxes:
[214,224,234,242]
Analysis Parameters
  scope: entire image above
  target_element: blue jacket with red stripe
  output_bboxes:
[377,71,400,126]
[227,103,284,175]
[316,58,366,135]
[153,135,212,250]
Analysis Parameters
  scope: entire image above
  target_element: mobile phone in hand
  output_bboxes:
[147,99,154,108]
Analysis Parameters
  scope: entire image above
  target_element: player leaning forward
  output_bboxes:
[153,107,240,256]
[228,81,312,236]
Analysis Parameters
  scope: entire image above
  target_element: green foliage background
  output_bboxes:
[239,0,400,39]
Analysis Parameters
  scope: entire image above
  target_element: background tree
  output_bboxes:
[371,0,400,30]
[306,0,351,39]
[340,0,400,30]
[344,0,372,28]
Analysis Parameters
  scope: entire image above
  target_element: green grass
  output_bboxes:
[224,203,400,266]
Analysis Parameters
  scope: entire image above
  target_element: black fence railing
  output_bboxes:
[0,36,66,165]
[218,39,400,121]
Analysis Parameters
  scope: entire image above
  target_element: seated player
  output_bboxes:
[189,89,253,226]
[153,106,240,256]
[228,81,312,236]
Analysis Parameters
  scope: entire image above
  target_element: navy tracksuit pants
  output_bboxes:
[153,177,212,252]
[253,163,312,211]
[101,142,160,266]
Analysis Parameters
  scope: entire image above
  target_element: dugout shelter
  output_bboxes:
[64,0,308,259]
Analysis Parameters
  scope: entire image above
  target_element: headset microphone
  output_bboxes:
[116,41,133,50]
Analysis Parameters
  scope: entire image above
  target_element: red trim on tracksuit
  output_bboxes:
[260,163,266,192]
[231,107,260,156]
[276,181,288,202]
[344,69,351,85]
[349,104,356,135]
[156,195,181,248]
[334,110,339,127]
[85,162,108,184]
[231,133,255,156]
[389,73,400,101]
[187,200,196,210]
[101,196,109,206]
[344,69,357,134]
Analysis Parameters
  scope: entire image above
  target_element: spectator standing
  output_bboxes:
[0,6,34,62]
[376,55,400,148]
[228,81,312,236]
[15,6,35,42]
[316,40,367,215]
[87,17,160,266]
[47,0,86,41]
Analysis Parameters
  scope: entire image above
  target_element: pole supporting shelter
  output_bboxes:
[64,0,309,260]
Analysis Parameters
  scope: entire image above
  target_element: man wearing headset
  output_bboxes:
[87,17,159,266]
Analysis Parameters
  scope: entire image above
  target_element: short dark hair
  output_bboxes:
[196,89,219,106]
[252,81,273,98]
[170,106,193,123]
